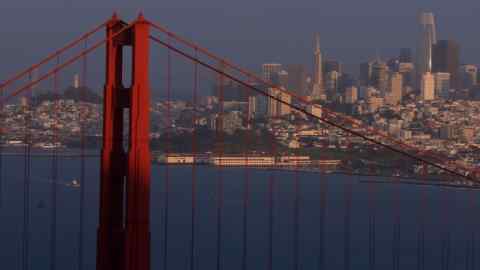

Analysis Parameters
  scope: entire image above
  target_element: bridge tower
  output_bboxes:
[97,13,151,270]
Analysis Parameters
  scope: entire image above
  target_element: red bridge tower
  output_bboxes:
[97,14,151,270]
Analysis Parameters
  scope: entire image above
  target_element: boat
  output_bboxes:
[66,179,81,188]
[34,142,64,149]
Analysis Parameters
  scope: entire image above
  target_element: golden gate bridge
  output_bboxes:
[0,13,479,270]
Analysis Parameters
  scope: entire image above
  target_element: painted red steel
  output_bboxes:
[97,13,151,270]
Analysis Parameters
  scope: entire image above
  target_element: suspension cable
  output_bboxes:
[0,21,107,91]
[1,23,135,104]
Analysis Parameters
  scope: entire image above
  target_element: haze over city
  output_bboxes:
[2,0,480,94]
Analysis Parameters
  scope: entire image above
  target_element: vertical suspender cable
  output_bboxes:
[392,160,402,270]
[444,220,451,270]
[267,110,276,270]
[466,188,475,270]
[343,170,352,270]
[417,164,426,270]
[0,86,4,209]
[318,154,328,270]
[163,34,172,270]
[22,72,32,270]
[242,78,251,270]
[440,175,451,270]
[267,170,274,270]
[242,138,250,270]
[189,48,198,270]
[50,56,60,270]
[216,62,225,270]
[343,131,353,270]
[368,165,376,270]
[293,123,300,270]
[471,231,475,270]
[78,38,88,270]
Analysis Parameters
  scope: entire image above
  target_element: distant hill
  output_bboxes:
[32,86,102,106]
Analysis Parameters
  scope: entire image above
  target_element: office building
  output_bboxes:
[325,71,340,101]
[324,60,342,74]
[416,12,437,83]
[287,64,307,96]
[339,73,356,90]
[360,61,373,86]
[459,65,477,90]
[311,33,325,100]
[367,97,384,113]
[254,94,268,118]
[420,72,435,100]
[345,86,358,104]
[262,63,282,82]
[359,86,377,99]
[211,80,248,102]
[387,58,400,72]
[267,88,291,117]
[398,62,415,88]
[248,96,256,119]
[385,72,403,105]
[307,104,323,118]
[271,70,289,89]
[432,40,460,88]
[434,72,451,98]
[371,60,389,92]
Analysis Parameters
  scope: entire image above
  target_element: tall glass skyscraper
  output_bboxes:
[416,11,437,85]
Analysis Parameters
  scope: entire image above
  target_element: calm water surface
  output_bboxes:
[0,152,478,270]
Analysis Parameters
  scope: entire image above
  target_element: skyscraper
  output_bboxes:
[459,65,477,89]
[434,72,451,98]
[262,63,282,82]
[339,73,356,90]
[271,70,289,89]
[325,71,340,101]
[421,72,435,100]
[267,88,291,117]
[324,60,342,74]
[345,86,358,104]
[432,40,460,89]
[371,60,389,92]
[398,62,415,88]
[287,64,307,96]
[211,80,248,102]
[385,72,403,105]
[311,33,324,100]
[416,11,437,85]
[360,61,374,86]
[399,48,413,63]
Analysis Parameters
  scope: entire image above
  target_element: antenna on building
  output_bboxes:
[315,33,321,53]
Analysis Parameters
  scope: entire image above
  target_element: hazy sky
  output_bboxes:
[1,0,480,95]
